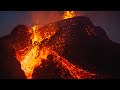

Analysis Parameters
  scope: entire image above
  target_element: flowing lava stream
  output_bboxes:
[15,11,96,79]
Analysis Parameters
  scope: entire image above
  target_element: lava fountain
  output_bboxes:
[63,11,75,19]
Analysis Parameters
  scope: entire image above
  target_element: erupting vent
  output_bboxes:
[63,11,75,19]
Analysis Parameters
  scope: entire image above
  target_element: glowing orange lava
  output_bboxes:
[50,51,96,79]
[63,11,75,19]
[16,25,42,79]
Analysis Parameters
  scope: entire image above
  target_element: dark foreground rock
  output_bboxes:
[0,35,26,79]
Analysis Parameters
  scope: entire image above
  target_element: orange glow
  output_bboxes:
[31,25,43,44]
[63,11,75,19]
[32,25,39,44]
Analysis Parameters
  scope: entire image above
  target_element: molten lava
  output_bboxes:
[16,25,55,79]
[16,25,41,79]
[15,11,96,79]
[63,11,75,19]
[51,51,96,79]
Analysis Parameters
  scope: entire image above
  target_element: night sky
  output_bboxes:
[0,11,120,44]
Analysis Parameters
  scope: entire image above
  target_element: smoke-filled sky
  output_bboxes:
[0,11,120,44]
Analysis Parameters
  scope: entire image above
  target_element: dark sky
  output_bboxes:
[0,11,120,44]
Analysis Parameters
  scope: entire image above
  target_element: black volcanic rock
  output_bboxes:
[10,24,32,51]
[38,16,120,78]
[0,16,120,79]
[94,26,109,40]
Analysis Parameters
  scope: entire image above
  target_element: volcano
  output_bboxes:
[0,16,120,79]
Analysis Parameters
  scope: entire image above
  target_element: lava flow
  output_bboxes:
[15,11,96,79]
[16,25,52,79]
